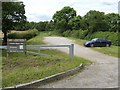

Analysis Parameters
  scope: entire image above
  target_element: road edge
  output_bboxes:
[2,64,84,89]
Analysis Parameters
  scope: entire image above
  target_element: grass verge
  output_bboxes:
[69,37,119,58]
[27,31,52,45]
[2,49,91,88]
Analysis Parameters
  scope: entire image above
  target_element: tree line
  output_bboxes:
[2,2,120,45]
[24,6,119,34]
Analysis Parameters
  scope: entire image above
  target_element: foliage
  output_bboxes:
[63,30,119,46]
[24,21,37,30]
[24,21,54,31]
[8,29,38,40]
[36,21,48,31]
[68,15,81,30]
[83,10,110,33]
[63,29,89,39]
[105,13,120,32]
[52,6,76,35]
[2,2,26,44]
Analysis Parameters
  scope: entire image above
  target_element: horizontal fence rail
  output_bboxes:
[0,44,74,60]
[27,44,74,60]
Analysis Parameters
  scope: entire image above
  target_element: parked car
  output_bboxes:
[84,38,111,47]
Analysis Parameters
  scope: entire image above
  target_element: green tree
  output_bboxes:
[36,21,48,31]
[84,10,109,33]
[45,20,55,31]
[68,15,82,30]
[52,6,76,35]
[25,21,37,30]
[105,13,120,32]
[2,2,26,45]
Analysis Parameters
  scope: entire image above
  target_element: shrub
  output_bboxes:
[63,30,71,37]
[78,30,89,39]
[8,29,38,40]
[70,30,79,38]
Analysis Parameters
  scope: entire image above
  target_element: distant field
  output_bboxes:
[0,31,3,38]
[11,30,28,34]
[0,30,27,38]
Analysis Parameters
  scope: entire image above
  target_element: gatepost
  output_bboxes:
[69,44,74,60]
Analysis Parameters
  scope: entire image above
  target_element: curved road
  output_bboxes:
[39,37,118,88]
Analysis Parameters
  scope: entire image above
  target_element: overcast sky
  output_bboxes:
[20,0,119,22]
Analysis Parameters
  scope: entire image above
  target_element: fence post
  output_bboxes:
[69,44,74,60]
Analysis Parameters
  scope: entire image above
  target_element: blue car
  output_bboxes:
[84,38,111,47]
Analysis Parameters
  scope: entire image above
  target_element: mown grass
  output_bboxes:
[2,49,91,87]
[69,37,119,58]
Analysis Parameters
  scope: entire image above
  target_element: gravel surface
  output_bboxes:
[39,36,118,88]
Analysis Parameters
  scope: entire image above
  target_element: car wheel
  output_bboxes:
[90,44,94,47]
[106,44,110,47]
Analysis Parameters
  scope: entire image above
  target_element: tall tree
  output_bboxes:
[68,15,82,30]
[52,6,76,35]
[84,10,109,33]
[2,2,26,45]
[105,13,120,32]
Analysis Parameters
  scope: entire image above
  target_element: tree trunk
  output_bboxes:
[2,31,7,45]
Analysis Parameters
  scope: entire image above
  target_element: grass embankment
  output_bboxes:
[2,32,91,87]
[69,37,119,58]
[27,31,50,45]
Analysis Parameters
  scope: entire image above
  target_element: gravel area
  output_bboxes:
[39,36,118,88]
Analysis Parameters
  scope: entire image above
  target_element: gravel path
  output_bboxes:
[39,36,118,88]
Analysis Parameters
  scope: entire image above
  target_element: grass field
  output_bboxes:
[0,31,3,38]
[2,32,91,87]
[69,37,119,58]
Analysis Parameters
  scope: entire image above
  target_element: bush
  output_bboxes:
[63,30,71,37]
[78,30,89,39]
[70,30,79,38]
[8,29,38,40]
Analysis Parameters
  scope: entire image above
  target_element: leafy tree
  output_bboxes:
[36,21,48,31]
[45,20,55,31]
[68,15,82,30]
[105,13,120,32]
[84,10,109,33]
[2,2,26,45]
[52,6,76,35]
[24,21,37,30]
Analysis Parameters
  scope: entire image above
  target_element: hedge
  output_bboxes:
[63,30,119,46]
[8,29,38,40]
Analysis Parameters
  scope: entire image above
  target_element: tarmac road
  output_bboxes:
[39,36,118,88]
